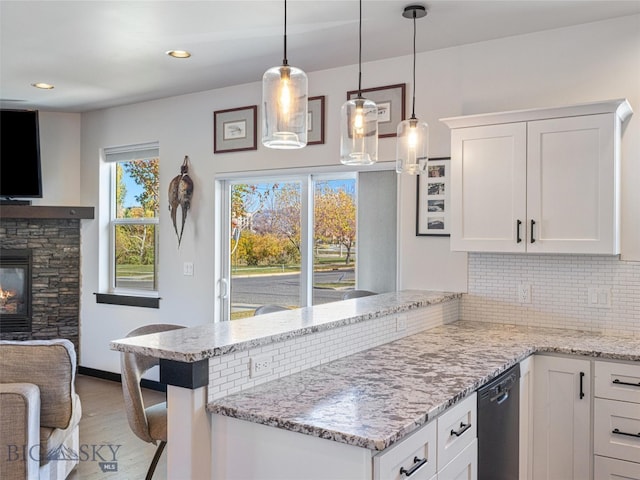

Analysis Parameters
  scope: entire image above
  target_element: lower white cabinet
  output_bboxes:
[437,439,477,480]
[211,393,478,480]
[594,456,640,480]
[373,419,437,480]
[594,360,640,477]
[519,356,534,480]
[532,355,591,480]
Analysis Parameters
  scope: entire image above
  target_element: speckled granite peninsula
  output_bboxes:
[110,290,459,362]
[208,321,640,451]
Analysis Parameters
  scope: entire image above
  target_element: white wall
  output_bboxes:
[32,111,81,206]
[79,15,640,373]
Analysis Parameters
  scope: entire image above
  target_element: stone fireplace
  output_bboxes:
[0,206,94,354]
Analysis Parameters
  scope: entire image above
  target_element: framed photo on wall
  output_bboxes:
[417,157,451,236]
[214,105,257,153]
[346,83,406,138]
[307,96,325,145]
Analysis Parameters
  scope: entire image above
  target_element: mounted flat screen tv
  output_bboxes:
[0,109,43,199]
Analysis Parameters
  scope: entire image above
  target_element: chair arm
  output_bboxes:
[0,383,41,480]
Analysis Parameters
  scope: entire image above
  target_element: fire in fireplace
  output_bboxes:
[0,249,32,332]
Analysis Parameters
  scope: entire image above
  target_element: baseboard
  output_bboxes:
[78,366,167,392]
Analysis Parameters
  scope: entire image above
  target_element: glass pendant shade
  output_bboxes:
[396,117,429,174]
[262,64,308,149]
[340,97,378,165]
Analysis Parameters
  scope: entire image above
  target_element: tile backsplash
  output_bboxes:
[462,254,640,336]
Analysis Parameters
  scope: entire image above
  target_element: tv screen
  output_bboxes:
[0,109,43,198]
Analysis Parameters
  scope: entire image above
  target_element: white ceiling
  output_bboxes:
[1,0,639,113]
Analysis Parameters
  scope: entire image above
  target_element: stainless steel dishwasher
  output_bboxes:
[477,363,520,480]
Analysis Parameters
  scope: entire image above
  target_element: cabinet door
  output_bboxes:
[519,356,534,480]
[527,113,618,254]
[437,439,477,480]
[450,123,527,252]
[532,356,591,480]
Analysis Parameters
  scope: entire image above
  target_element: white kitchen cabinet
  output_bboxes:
[211,393,477,480]
[519,356,534,480]
[437,439,477,480]
[532,355,591,480]
[373,419,437,480]
[594,456,640,480]
[442,99,632,254]
[594,360,640,474]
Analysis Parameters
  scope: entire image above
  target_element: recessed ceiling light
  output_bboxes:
[166,50,191,59]
[31,82,55,90]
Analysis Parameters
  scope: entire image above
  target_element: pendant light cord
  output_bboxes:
[357,0,362,97]
[411,12,417,119]
[283,0,288,66]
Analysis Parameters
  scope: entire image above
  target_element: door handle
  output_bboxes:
[220,278,229,299]
[399,457,427,477]
[451,422,471,437]
[516,220,522,243]
[613,378,640,388]
[612,428,640,439]
[579,371,585,399]
[530,219,536,243]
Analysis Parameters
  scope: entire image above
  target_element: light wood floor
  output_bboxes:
[68,375,168,479]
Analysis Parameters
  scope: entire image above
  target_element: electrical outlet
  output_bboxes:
[517,283,531,304]
[250,354,272,378]
[588,287,611,309]
[183,262,194,276]
[396,315,407,332]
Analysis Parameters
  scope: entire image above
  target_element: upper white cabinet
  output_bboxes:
[442,99,633,254]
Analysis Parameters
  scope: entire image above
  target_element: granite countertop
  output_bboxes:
[208,321,640,452]
[109,290,460,362]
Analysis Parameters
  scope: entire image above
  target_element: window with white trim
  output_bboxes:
[216,168,397,321]
[105,143,159,294]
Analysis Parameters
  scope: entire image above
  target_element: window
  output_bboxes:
[105,144,159,295]
[219,172,376,320]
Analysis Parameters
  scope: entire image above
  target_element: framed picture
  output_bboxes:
[214,105,257,153]
[346,83,405,138]
[417,157,451,236]
[307,95,325,145]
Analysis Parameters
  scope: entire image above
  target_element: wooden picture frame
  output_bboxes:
[347,83,406,138]
[417,157,451,236]
[307,96,325,145]
[214,105,257,153]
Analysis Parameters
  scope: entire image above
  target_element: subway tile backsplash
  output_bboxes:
[462,253,640,336]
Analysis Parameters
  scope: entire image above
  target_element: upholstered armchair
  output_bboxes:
[0,339,82,480]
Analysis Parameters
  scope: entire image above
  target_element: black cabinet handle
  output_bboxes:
[399,457,427,477]
[451,422,471,437]
[517,220,522,243]
[613,378,640,388]
[530,219,536,243]
[612,428,640,439]
[579,372,585,399]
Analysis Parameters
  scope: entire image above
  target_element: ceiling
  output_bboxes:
[1,0,639,113]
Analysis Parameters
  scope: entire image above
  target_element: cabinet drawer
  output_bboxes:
[594,398,640,464]
[594,455,640,480]
[595,361,640,403]
[437,439,478,480]
[373,419,437,480]
[437,393,477,470]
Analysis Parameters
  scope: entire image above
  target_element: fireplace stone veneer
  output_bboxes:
[0,217,82,352]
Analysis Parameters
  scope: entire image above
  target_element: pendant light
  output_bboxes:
[396,5,428,174]
[262,0,308,149]
[340,0,378,165]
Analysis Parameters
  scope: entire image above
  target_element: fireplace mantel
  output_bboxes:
[0,205,94,219]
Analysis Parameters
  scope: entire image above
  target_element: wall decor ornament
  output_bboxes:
[416,157,450,236]
[347,83,406,138]
[168,155,194,246]
[307,95,325,145]
[214,105,258,153]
